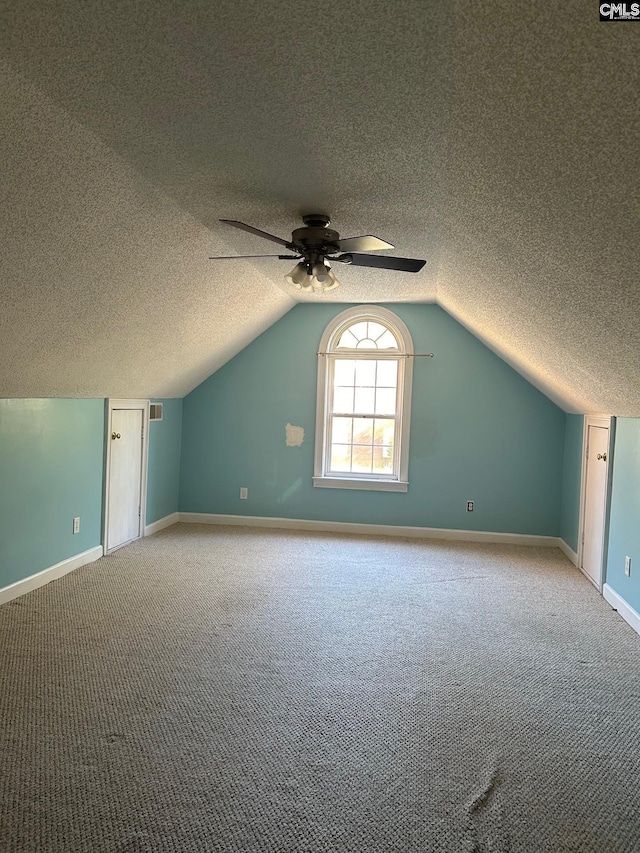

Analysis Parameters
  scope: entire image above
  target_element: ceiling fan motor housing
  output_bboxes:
[292,215,341,260]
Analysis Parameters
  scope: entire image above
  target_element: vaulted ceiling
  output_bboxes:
[1,1,638,413]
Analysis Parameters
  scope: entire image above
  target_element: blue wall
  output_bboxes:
[0,399,104,588]
[180,304,566,535]
[605,418,640,615]
[0,311,595,594]
[0,396,184,592]
[560,414,584,553]
[146,398,183,524]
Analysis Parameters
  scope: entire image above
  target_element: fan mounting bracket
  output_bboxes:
[302,213,331,228]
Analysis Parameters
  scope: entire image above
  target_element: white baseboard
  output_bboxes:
[558,538,579,566]
[145,512,179,537]
[603,583,640,637]
[0,545,103,606]
[178,512,561,548]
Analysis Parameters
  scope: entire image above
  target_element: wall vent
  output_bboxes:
[149,403,164,421]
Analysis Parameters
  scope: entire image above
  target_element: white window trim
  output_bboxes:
[313,305,413,492]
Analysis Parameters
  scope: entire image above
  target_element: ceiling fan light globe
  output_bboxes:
[311,262,330,283]
[311,268,341,293]
[322,269,341,291]
[285,262,308,288]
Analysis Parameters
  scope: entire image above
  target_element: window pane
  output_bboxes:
[368,322,387,341]
[354,387,375,413]
[352,445,373,473]
[373,445,394,474]
[373,418,395,445]
[332,417,353,444]
[349,322,369,342]
[352,419,373,445]
[331,444,352,472]
[320,311,411,485]
[336,330,358,349]
[334,386,355,413]
[355,359,376,387]
[376,360,398,386]
[375,388,396,415]
[377,329,399,349]
[334,359,356,385]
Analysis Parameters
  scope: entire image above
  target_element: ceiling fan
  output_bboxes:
[210,215,426,292]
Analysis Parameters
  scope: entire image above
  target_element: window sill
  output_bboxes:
[312,476,408,493]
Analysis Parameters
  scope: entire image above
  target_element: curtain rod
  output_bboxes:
[316,352,434,358]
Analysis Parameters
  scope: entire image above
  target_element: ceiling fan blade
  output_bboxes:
[220,219,294,249]
[336,235,395,253]
[336,253,426,273]
[209,254,299,260]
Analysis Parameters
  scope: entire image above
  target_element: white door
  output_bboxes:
[106,408,144,552]
[581,424,609,587]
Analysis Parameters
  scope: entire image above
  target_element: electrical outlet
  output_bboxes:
[240,487,248,500]
[625,556,631,577]
[73,517,80,534]
[466,501,474,512]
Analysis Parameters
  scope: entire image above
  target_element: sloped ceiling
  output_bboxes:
[0,1,638,412]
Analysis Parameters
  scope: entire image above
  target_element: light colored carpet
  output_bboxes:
[1,524,638,852]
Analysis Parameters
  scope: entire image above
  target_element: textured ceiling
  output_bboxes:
[0,1,638,411]
[440,2,640,415]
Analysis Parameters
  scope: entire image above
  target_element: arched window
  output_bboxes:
[313,306,413,492]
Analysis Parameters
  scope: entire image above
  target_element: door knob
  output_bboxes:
[597,452,607,461]
[111,432,121,440]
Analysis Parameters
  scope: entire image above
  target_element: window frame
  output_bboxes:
[313,306,413,492]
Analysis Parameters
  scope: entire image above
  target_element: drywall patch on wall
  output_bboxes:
[285,424,304,447]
